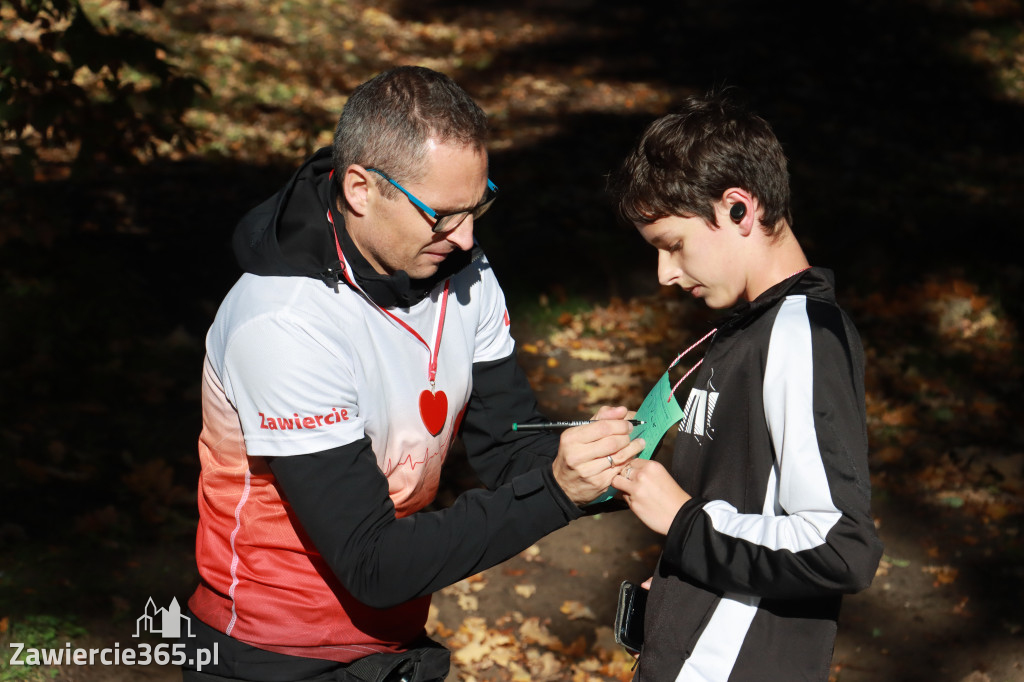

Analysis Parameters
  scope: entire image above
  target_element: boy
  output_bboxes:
[607,91,883,681]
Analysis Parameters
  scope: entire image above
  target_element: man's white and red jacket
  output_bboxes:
[187,148,582,677]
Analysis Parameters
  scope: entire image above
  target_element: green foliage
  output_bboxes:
[511,294,597,336]
[0,0,207,176]
[0,615,88,681]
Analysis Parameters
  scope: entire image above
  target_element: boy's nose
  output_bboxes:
[657,251,680,286]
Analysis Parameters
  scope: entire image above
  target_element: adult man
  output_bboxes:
[182,66,643,682]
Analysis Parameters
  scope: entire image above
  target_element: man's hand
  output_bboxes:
[552,405,645,505]
[612,458,691,535]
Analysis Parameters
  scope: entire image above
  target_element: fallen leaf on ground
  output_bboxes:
[524,648,563,679]
[922,564,959,585]
[521,545,543,562]
[442,575,488,596]
[514,583,537,598]
[560,600,596,620]
[518,617,562,648]
[457,593,479,611]
[569,348,614,362]
[959,671,991,682]
[450,617,517,669]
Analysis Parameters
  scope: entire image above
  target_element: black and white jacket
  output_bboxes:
[635,268,883,682]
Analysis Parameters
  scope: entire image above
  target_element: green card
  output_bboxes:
[588,371,685,504]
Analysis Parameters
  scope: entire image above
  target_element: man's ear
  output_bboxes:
[342,165,372,217]
[721,188,756,236]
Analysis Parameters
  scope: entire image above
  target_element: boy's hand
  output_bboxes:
[552,406,645,505]
[613,459,691,534]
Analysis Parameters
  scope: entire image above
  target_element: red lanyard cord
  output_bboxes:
[667,327,717,400]
[327,207,450,385]
[664,267,811,400]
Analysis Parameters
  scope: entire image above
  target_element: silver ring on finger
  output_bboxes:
[623,465,632,480]
[606,455,614,469]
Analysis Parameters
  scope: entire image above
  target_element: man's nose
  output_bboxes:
[444,215,475,251]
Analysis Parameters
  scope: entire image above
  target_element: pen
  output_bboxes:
[512,419,646,431]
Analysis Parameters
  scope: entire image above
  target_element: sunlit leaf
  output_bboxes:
[559,600,596,620]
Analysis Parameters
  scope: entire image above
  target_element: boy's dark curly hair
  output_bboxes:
[609,89,792,236]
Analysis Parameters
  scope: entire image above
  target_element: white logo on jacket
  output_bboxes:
[679,372,719,441]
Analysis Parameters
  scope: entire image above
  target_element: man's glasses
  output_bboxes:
[366,167,498,233]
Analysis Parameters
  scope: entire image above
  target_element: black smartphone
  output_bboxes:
[613,580,648,654]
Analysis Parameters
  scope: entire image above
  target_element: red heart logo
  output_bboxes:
[418,389,448,436]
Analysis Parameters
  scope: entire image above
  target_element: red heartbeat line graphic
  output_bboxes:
[384,447,445,476]
[382,405,467,476]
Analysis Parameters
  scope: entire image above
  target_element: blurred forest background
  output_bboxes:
[1,0,1023,680]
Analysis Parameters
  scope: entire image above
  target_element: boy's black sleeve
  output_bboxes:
[662,299,883,599]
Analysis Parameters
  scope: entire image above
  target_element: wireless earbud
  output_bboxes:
[730,203,746,223]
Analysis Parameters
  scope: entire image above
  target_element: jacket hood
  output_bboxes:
[232,146,478,308]
[233,147,339,280]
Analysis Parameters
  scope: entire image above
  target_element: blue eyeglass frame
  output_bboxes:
[366,167,498,233]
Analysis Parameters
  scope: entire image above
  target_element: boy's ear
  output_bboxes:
[342,165,372,217]
[721,188,755,236]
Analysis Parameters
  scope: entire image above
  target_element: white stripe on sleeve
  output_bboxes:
[701,296,842,552]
